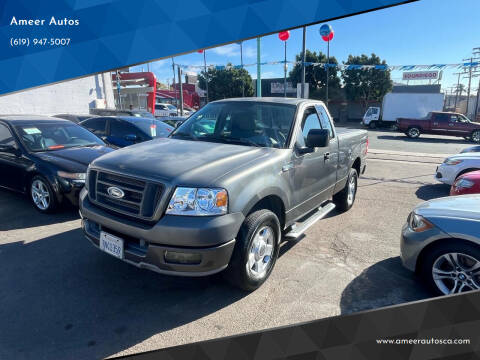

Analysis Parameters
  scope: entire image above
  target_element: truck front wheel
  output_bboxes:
[225,209,281,291]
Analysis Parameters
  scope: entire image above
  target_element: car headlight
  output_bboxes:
[166,187,228,216]
[57,171,86,182]
[454,178,475,189]
[407,212,434,232]
[444,158,463,165]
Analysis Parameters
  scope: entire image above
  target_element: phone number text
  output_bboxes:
[10,38,71,47]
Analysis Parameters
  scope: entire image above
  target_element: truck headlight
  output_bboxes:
[407,212,433,232]
[166,187,228,216]
[57,171,86,182]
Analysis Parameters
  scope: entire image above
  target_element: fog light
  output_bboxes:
[164,251,201,265]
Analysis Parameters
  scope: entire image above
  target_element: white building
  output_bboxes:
[0,73,115,115]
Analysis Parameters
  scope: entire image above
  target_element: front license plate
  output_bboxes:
[100,231,124,259]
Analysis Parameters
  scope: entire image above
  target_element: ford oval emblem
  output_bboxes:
[107,186,125,199]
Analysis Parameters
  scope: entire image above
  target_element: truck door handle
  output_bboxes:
[324,152,330,160]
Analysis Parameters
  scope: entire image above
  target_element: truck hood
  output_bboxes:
[415,195,480,221]
[90,138,276,185]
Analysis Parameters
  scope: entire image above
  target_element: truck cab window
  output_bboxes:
[298,108,321,147]
[316,105,334,138]
[82,118,107,136]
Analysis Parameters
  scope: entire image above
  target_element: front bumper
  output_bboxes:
[400,220,451,272]
[79,189,242,276]
[434,164,457,185]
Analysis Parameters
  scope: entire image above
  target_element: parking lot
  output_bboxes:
[0,127,467,360]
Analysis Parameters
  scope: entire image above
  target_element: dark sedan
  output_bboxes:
[461,145,480,154]
[0,115,113,212]
[53,114,98,123]
[79,116,173,148]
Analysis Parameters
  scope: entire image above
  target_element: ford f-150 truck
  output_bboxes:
[79,98,368,290]
[397,111,480,143]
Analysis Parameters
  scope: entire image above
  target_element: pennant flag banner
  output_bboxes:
[178,61,479,72]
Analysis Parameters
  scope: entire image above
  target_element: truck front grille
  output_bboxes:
[88,170,163,220]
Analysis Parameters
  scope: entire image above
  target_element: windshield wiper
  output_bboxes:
[208,137,261,147]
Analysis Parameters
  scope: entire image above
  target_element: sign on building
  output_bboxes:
[271,82,296,94]
[402,71,442,81]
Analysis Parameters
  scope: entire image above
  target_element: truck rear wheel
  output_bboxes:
[225,209,281,291]
[333,168,358,212]
[407,127,421,139]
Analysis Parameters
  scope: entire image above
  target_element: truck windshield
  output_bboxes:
[170,101,296,148]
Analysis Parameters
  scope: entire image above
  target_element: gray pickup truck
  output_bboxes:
[79,98,368,290]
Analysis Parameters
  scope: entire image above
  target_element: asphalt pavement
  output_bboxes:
[0,134,460,360]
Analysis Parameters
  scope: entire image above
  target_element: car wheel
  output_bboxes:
[333,168,358,212]
[30,175,58,213]
[225,209,281,291]
[391,124,399,131]
[407,127,421,139]
[419,241,480,296]
[471,130,480,143]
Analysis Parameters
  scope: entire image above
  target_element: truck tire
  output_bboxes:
[419,240,480,296]
[333,168,358,212]
[471,130,480,143]
[368,121,377,129]
[406,127,421,139]
[225,209,281,291]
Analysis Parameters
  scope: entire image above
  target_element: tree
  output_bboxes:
[198,64,254,101]
[289,50,342,101]
[342,54,392,111]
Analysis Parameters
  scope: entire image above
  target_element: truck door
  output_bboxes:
[430,113,450,135]
[448,114,471,136]
[290,106,337,218]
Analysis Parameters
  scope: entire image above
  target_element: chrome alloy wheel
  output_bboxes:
[31,179,50,210]
[347,175,357,206]
[408,128,420,138]
[432,252,480,295]
[246,226,275,279]
[472,131,480,143]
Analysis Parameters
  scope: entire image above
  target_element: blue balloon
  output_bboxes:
[319,24,332,37]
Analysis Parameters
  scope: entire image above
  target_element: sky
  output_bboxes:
[130,0,480,93]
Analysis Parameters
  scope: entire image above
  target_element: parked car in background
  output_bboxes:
[401,195,480,295]
[363,92,444,129]
[397,111,480,142]
[435,152,480,185]
[0,115,113,212]
[79,116,173,148]
[450,170,480,196]
[90,108,155,119]
[79,98,368,290]
[461,145,480,153]
[53,114,98,123]
[158,116,187,128]
[154,103,177,117]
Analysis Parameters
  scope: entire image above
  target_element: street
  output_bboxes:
[0,130,459,359]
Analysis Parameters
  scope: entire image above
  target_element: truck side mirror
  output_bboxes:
[306,129,330,148]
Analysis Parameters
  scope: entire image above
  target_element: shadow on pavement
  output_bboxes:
[415,183,450,201]
[340,257,432,315]
[377,134,472,145]
[0,229,246,360]
[0,189,78,231]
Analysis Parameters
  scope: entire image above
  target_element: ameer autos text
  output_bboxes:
[10,17,79,26]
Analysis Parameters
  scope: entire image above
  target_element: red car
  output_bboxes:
[450,170,480,195]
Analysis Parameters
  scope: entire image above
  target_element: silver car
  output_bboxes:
[401,195,480,295]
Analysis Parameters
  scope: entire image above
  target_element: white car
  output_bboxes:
[435,152,480,185]
[155,103,177,117]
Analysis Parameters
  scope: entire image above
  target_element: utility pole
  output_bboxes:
[172,58,177,107]
[453,72,461,110]
[301,26,306,98]
[177,65,184,116]
[465,57,473,116]
[256,37,261,97]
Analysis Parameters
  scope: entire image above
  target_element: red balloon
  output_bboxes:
[322,31,334,42]
[197,49,204,53]
[278,31,290,41]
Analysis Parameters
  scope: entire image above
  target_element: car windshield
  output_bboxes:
[133,111,154,118]
[128,119,173,138]
[14,122,104,152]
[166,104,177,110]
[170,101,296,148]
